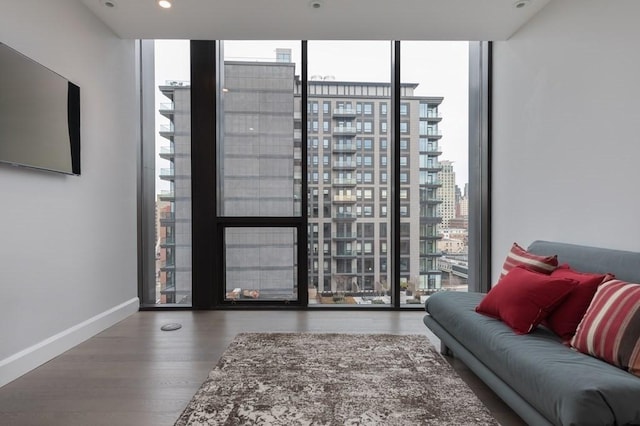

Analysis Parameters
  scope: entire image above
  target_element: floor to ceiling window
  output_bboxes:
[140,40,487,309]
[140,40,192,306]
[400,41,470,307]
[218,41,303,303]
[306,41,392,306]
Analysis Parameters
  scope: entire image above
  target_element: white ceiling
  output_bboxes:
[81,0,551,41]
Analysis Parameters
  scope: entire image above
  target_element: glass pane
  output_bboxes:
[151,40,192,305]
[224,227,298,301]
[307,41,391,306]
[219,41,302,217]
[401,41,470,306]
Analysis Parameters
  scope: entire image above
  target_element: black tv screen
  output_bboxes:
[0,42,80,175]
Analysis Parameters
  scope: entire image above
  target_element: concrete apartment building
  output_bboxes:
[302,78,445,295]
[157,81,192,304]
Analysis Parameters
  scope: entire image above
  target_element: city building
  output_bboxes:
[303,78,446,296]
[158,81,192,304]
[437,160,457,229]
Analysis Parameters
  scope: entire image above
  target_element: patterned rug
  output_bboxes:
[175,333,498,425]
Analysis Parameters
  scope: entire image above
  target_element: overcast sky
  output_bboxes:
[153,40,469,190]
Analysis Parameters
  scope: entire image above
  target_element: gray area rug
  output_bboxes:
[175,333,498,425]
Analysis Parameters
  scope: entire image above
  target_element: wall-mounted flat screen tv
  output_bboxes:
[0,42,80,175]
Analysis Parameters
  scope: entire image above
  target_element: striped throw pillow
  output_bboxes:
[570,280,640,377]
[500,242,558,279]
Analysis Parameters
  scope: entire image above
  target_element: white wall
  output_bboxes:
[0,0,139,385]
[491,0,640,281]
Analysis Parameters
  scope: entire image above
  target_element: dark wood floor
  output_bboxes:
[0,310,526,426]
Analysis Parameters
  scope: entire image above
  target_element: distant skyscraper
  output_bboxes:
[438,160,456,229]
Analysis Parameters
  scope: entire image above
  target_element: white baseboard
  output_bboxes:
[0,297,139,388]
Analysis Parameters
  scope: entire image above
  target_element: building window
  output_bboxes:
[363,138,373,150]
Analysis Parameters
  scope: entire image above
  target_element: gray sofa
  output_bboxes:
[423,240,640,426]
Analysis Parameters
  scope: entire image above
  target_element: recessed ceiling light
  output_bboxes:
[101,0,117,8]
[514,0,531,9]
[158,0,172,9]
[309,0,323,9]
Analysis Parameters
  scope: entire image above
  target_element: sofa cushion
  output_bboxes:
[476,266,578,334]
[426,291,640,426]
[499,242,558,279]
[571,279,640,377]
[544,264,613,340]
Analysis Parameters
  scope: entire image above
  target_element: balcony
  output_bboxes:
[159,211,175,224]
[159,123,174,137]
[333,142,357,152]
[421,164,443,172]
[420,233,444,240]
[334,250,357,258]
[421,197,443,205]
[420,112,442,122]
[420,216,443,224]
[333,161,356,170]
[333,194,357,203]
[421,180,442,188]
[158,190,175,201]
[333,233,357,240]
[333,177,357,186]
[159,168,175,180]
[332,212,357,222]
[333,108,357,118]
[421,146,442,156]
[333,126,357,135]
[160,237,175,247]
[159,102,174,118]
[159,145,174,160]
[420,251,444,259]
[159,262,176,272]
[419,130,442,138]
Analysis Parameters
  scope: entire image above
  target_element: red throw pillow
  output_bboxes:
[544,264,614,340]
[476,266,578,334]
[571,280,640,377]
[499,242,558,280]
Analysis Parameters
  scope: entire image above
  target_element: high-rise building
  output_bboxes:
[437,160,456,229]
[301,79,444,294]
[157,80,192,304]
